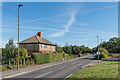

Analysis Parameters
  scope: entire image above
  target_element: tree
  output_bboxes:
[100,37,120,53]
[55,44,63,53]
[95,47,109,60]
[19,48,28,65]
[62,46,72,55]
[3,38,16,65]
[72,45,81,55]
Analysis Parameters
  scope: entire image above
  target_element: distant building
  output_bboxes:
[19,32,56,55]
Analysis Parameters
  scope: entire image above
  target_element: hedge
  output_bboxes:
[31,53,70,64]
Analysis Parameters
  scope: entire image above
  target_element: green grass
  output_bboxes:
[109,53,120,57]
[67,62,119,79]
[1,64,33,71]
[82,53,91,56]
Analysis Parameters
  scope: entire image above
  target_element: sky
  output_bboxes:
[1,2,118,48]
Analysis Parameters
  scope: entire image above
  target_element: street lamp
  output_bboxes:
[17,4,23,70]
[97,36,99,63]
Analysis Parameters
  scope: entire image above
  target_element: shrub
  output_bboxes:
[30,58,35,65]
[26,59,30,65]
[55,53,63,61]
[95,47,109,60]
[64,53,69,60]
[10,58,15,64]
[32,52,70,64]
[32,53,50,64]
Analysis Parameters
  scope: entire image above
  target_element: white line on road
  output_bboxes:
[2,55,92,78]
[65,73,73,79]
[2,58,79,78]
[35,71,53,78]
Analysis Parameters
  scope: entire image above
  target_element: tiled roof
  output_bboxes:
[19,35,56,46]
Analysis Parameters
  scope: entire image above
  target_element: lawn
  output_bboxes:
[109,53,120,57]
[67,62,119,79]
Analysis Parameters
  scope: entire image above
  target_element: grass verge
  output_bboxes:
[67,62,119,79]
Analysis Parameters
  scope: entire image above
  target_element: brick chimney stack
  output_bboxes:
[37,32,42,38]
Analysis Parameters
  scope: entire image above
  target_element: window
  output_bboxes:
[45,45,47,48]
[40,44,42,48]
[42,44,47,48]
[50,45,52,49]
[28,44,31,50]
[28,44,30,46]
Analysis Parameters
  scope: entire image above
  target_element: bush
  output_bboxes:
[55,53,63,61]
[26,59,30,65]
[95,47,109,60]
[30,58,35,65]
[32,53,70,64]
[10,58,15,64]
[64,53,69,60]
[32,53,50,64]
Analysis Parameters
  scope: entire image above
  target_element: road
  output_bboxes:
[3,55,95,80]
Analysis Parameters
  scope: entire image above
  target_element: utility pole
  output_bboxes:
[97,36,99,63]
[17,4,23,70]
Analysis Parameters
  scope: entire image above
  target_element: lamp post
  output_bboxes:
[17,4,23,70]
[97,36,99,63]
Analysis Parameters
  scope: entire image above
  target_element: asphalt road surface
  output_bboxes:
[4,55,95,80]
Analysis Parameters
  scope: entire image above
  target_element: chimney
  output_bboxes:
[37,32,42,38]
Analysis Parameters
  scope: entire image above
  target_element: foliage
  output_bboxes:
[108,53,120,57]
[100,37,120,53]
[32,53,70,64]
[55,44,63,53]
[95,47,109,60]
[62,45,72,55]
[2,38,16,59]
[25,59,30,65]
[62,45,92,56]
[19,48,28,59]
[0,48,2,58]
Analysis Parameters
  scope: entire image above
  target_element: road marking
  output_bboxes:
[35,71,52,78]
[65,73,73,79]
[2,55,92,78]
[2,57,80,78]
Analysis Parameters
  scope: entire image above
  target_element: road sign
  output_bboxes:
[97,52,101,55]
[16,55,19,63]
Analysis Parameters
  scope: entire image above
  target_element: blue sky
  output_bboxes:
[1,2,118,48]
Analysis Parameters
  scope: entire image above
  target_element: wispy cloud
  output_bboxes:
[21,26,64,32]
[49,11,77,37]
[77,23,89,26]
[2,25,64,32]
[2,4,117,27]
[80,5,117,13]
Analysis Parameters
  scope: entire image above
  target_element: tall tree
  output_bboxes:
[3,38,16,65]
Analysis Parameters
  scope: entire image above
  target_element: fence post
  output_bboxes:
[14,59,15,65]
[8,59,11,66]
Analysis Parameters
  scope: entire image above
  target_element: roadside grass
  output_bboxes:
[1,53,91,72]
[103,53,120,59]
[82,53,91,56]
[109,53,120,57]
[2,64,32,71]
[67,62,119,79]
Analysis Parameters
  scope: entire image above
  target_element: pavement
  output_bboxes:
[1,54,98,80]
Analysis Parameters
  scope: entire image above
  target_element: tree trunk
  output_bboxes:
[20,59,22,65]
[8,59,11,65]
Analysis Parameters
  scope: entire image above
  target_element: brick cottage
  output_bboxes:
[19,32,56,55]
